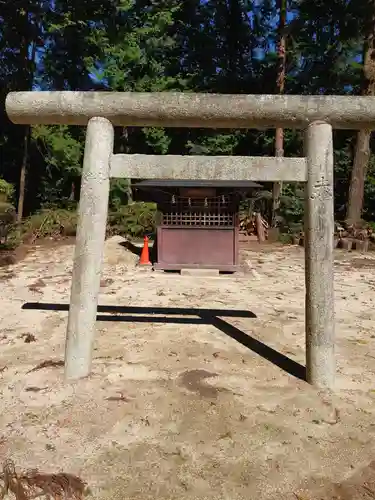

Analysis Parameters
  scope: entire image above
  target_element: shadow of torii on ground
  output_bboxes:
[22,302,307,382]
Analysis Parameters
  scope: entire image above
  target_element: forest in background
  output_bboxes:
[1,0,375,246]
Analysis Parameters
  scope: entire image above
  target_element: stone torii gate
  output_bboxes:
[6,91,375,389]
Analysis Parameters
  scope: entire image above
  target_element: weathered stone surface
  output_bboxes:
[304,121,335,389]
[6,91,375,129]
[64,116,114,381]
[110,154,307,182]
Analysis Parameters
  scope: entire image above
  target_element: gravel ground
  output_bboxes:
[0,237,375,499]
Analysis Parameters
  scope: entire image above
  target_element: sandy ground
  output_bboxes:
[1,237,375,499]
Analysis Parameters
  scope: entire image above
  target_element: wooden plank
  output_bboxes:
[110,154,307,182]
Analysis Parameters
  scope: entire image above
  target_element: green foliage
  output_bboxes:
[0,233,21,251]
[240,189,273,219]
[278,232,294,244]
[0,201,16,247]
[241,185,305,235]
[97,0,182,93]
[0,179,16,247]
[32,126,83,175]
[31,125,84,203]
[110,179,133,208]
[108,202,157,238]
[0,179,14,201]
[278,184,305,234]
[142,128,172,155]
[188,132,242,156]
[22,207,79,240]
[1,201,157,247]
[1,0,375,251]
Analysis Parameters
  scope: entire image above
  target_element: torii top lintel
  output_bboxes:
[6,91,375,130]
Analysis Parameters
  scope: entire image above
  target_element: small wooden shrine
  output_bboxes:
[133,180,261,272]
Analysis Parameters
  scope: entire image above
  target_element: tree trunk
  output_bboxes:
[272,0,287,227]
[17,127,30,223]
[16,17,38,222]
[122,127,133,205]
[346,2,375,225]
[346,129,370,225]
[121,127,133,204]
[69,181,76,201]
[126,182,133,204]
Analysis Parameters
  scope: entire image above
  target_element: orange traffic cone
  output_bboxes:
[139,235,151,266]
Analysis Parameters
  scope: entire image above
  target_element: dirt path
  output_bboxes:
[0,237,375,499]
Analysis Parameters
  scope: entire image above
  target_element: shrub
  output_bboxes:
[0,179,14,202]
[2,199,158,250]
[0,179,16,247]
[0,202,17,247]
[22,207,78,242]
[108,202,157,239]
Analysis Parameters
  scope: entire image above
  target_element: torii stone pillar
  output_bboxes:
[7,91,369,390]
[304,122,335,387]
[64,117,114,379]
